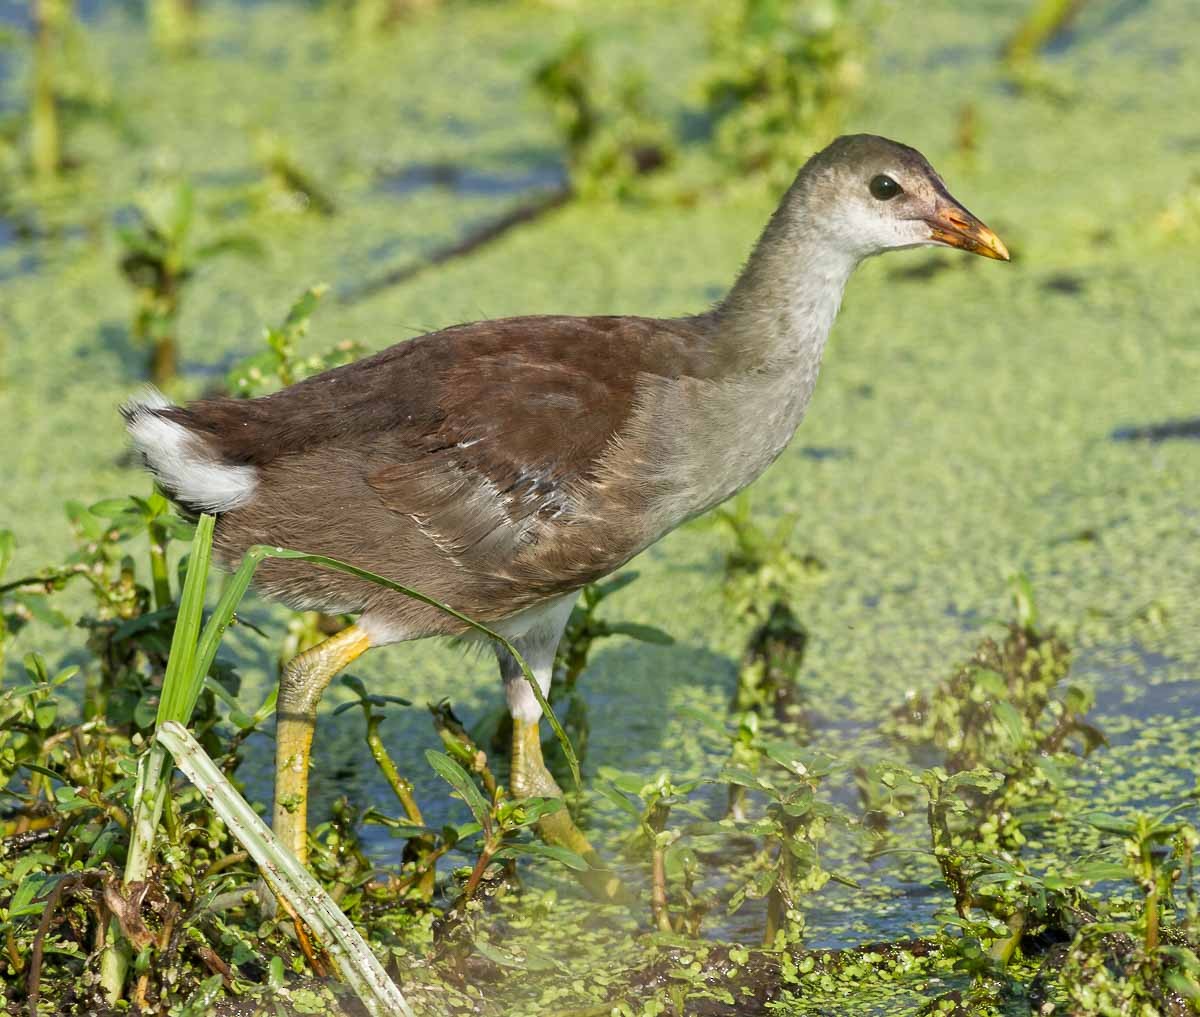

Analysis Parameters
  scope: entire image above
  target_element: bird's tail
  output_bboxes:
[121,388,258,514]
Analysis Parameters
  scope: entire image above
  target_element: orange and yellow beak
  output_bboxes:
[925,203,1010,261]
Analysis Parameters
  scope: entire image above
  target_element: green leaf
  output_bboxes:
[1067,862,1129,884]
[763,742,831,778]
[280,284,329,334]
[52,666,79,687]
[1085,812,1138,837]
[161,515,196,541]
[33,699,57,730]
[593,781,641,818]
[425,749,492,831]
[9,873,53,918]
[1165,971,1200,1002]
[720,766,773,793]
[594,571,639,599]
[193,233,265,262]
[472,938,526,969]
[493,841,590,871]
[20,762,65,784]
[745,867,777,900]
[13,593,69,628]
[156,514,216,725]
[11,852,56,882]
[340,674,368,699]
[944,768,1004,796]
[501,795,563,827]
[991,700,1026,743]
[1010,571,1039,632]
[167,182,195,245]
[604,621,674,645]
[971,668,1009,699]
[88,497,138,519]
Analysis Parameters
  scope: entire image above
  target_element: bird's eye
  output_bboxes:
[869,174,902,201]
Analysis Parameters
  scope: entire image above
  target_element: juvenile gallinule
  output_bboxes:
[124,134,1007,892]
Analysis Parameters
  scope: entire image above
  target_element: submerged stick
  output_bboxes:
[341,185,571,303]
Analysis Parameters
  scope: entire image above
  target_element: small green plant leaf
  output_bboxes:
[425,749,492,831]
[604,621,674,645]
[493,841,590,871]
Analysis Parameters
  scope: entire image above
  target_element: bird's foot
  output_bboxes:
[511,716,630,905]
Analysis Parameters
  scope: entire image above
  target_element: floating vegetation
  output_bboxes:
[6,496,1196,1014]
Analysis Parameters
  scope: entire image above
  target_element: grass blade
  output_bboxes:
[156,722,415,1017]
[154,513,215,724]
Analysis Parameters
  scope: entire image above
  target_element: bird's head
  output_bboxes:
[795,134,1009,263]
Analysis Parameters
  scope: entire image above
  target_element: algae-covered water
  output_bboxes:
[2,1,1199,1013]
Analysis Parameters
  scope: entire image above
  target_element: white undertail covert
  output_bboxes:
[122,389,258,513]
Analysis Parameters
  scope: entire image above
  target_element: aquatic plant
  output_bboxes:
[533,33,673,201]
[701,0,863,187]
[226,284,364,398]
[28,0,69,183]
[704,496,823,734]
[149,0,197,56]
[4,494,1199,1014]
[117,181,262,385]
[597,768,709,935]
[1004,0,1090,66]
[23,0,128,182]
[706,495,825,626]
[722,745,850,947]
[253,131,338,217]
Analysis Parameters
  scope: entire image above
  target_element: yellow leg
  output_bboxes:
[511,716,628,903]
[274,624,371,864]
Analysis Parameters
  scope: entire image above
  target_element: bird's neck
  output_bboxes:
[655,216,858,519]
[713,203,858,370]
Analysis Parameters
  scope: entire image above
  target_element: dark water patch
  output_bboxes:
[1078,642,1179,717]
[1111,417,1200,442]
[0,0,110,32]
[924,44,978,69]
[376,160,567,199]
[1035,0,1151,58]
[91,321,144,378]
[1043,271,1086,295]
[0,219,39,281]
[799,446,852,462]
[1166,133,1200,153]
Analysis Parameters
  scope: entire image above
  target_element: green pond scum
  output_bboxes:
[1,0,1200,1014]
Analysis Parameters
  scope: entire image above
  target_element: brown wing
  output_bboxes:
[168,314,716,620]
[366,315,724,582]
